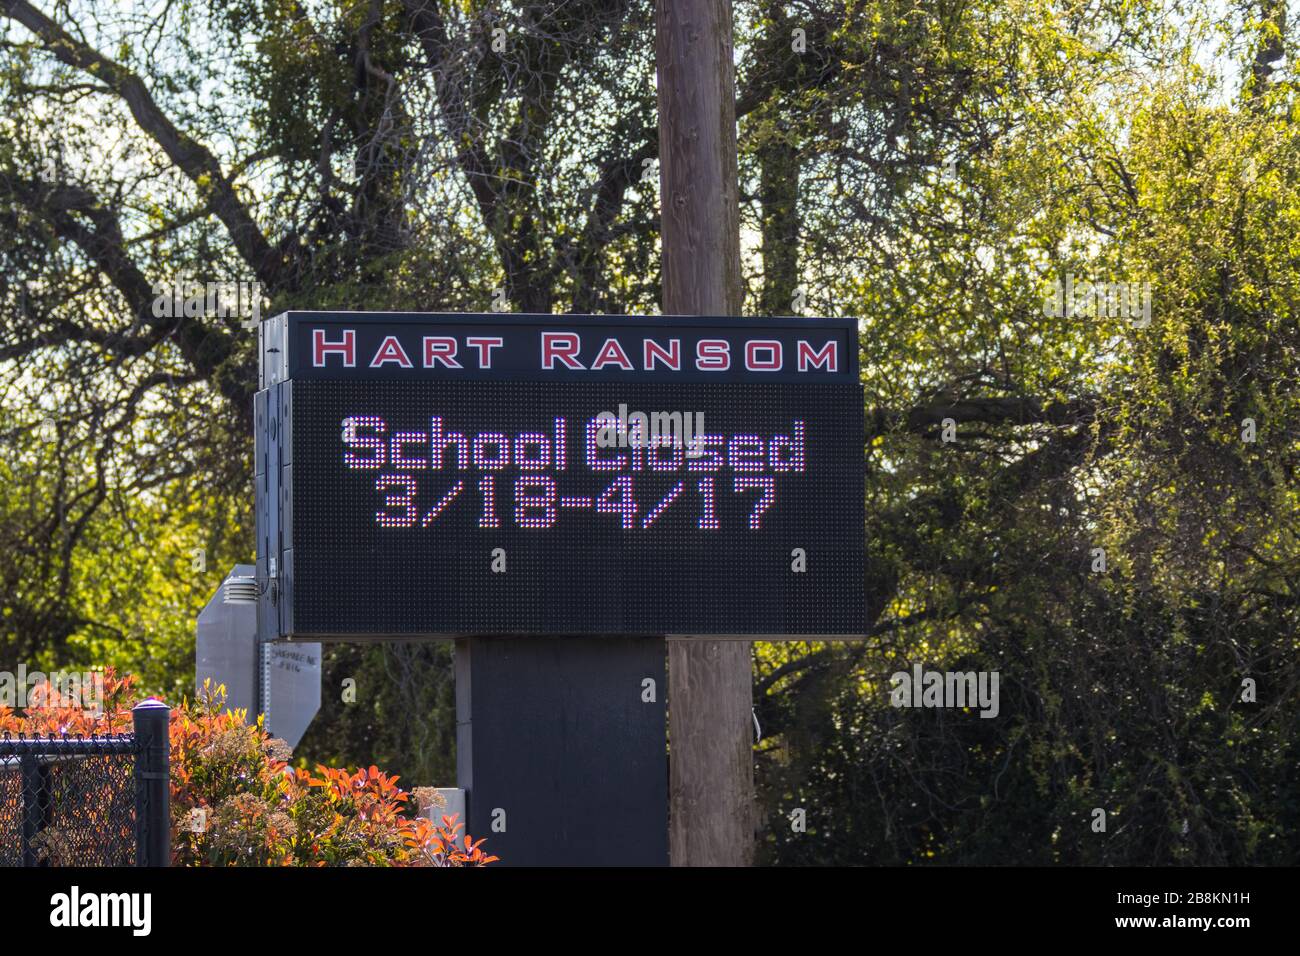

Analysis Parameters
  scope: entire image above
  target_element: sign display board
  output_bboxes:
[256,312,864,639]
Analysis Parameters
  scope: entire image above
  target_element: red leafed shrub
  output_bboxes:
[0,669,497,867]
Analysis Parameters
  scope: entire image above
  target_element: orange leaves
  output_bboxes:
[397,812,500,866]
[0,666,139,738]
[4,669,498,867]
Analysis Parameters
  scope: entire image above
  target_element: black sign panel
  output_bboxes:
[257,313,864,638]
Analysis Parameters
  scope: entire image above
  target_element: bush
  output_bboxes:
[0,669,496,867]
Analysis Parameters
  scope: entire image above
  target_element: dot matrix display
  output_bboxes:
[285,380,864,637]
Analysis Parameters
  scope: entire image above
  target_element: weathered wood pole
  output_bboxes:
[655,0,754,866]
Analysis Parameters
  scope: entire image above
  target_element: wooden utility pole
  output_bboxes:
[655,0,754,866]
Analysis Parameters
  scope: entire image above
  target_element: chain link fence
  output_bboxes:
[0,700,170,867]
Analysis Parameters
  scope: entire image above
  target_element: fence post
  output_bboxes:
[19,754,40,867]
[133,699,171,867]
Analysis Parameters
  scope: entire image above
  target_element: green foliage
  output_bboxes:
[755,4,1300,865]
[295,642,458,788]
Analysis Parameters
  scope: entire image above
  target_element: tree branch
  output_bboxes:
[868,395,1097,439]
[1,0,283,287]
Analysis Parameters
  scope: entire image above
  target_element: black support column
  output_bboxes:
[456,637,667,866]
